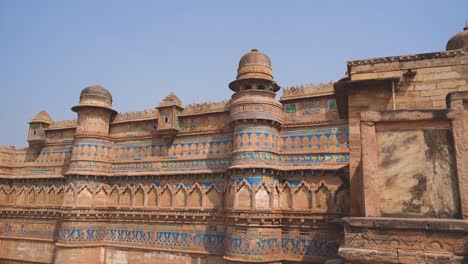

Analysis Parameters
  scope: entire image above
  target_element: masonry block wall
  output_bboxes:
[1,28,468,263]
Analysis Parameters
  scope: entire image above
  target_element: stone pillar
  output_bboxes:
[360,121,381,217]
[447,91,468,219]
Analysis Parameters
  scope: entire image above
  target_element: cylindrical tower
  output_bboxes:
[224,49,284,263]
[64,85,116,207]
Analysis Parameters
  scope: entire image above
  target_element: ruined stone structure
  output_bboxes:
[0,27,467,264]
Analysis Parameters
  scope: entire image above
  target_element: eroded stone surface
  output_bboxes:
[377,129,459,218]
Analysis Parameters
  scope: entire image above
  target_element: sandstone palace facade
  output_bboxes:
[0,27,467,264]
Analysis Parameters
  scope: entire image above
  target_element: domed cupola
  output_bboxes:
[72,84,116,113]
[446,25,468,51]
[229,49,280,92]
[71,84,116,136]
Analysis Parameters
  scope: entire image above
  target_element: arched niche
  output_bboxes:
[255,185,270,210]
[134,187,144,207]
[120,188,132,207]
[0,187,8,206]
[188,187,202,208]
[77,187,93,207]
[159,187,172,208]
[94,188,107,208]
[36,188,46,206]
[146,188,157,207]
[315,185,332,210]
[17,188,27,206]
[334,185,349,214]
[63,186,75,207]
[55,188,64,206]
[46,188,55,206]
[109,187,119,207]
[8,189,16,205]
[237,184,252,209]
[206,187,222,209]
[280,186,293,209]
[175,188,187,208]
[27,188,35,205]
[295,185,311,210]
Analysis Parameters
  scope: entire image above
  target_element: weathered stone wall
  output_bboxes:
[348,52,468,110]
[345,51,468,216]
[376,127,459,218]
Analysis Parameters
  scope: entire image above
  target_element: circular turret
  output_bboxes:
[446,25,468,51]
[72,85,116,113]
[229,49,279,92]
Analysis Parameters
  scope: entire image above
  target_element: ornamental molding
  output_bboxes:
[281,82,334,100]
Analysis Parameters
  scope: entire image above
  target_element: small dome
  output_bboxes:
[30,110,52,124]
[229,49,279,92]
[159,93,183,108]
[236,49,273,81]
[446,25,468,50]
[72,85,115,112]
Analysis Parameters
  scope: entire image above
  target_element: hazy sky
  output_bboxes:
[1,0,466,147]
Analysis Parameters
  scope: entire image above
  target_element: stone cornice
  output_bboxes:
[347,48,466,66]
[281,82,334,100]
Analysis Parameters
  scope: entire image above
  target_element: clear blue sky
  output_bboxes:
[1,0,466,147]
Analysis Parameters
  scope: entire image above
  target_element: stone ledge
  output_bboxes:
[360,110,448,122]
[338,247,398,263]
[341,217,468,232]
[347,49,465,66]
[338,247,464,264]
